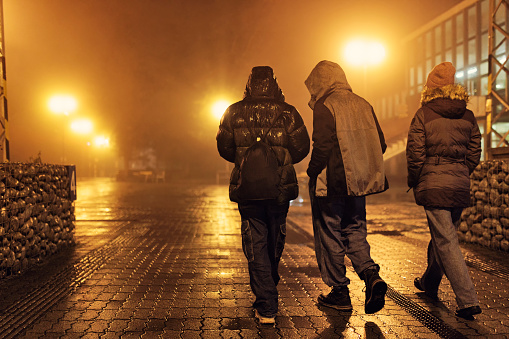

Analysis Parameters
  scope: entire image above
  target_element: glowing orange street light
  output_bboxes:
[343,39,386,96]
[70,119,93,135]
[48,95,78,163]
[93,135,110,148]
[344,40,386,66]
[48,95,78,116]
[212,99,231,120]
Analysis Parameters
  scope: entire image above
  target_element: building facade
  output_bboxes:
[375,0,509,159]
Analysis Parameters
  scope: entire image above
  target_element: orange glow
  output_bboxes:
[344,39,386,66]
[212,100,231,120]
[48,95,78,115]
[93,136,110,148]
[70,119,93,134]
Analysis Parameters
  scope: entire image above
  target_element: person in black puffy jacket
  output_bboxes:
[216,66,309,324]
[406,62,482,320]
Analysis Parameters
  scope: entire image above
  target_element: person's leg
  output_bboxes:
[341,196,378,276]
[424,207,480,310]
[309,181,352,310]
[266,202,289,288]
[417,237,443,297]
[342,196,386,314]
[311,195,350,287]
[238,202,277,318]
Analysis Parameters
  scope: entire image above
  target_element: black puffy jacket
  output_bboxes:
[406,84,482,207]
[216,66,310,203]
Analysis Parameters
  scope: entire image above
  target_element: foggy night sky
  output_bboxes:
[3,0,462,177]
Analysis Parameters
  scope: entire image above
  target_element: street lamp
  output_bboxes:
[70,119,93,135]
[212,99,231,120]
[85,135,111,177]
[48,95,77,116]
[93,135,110,148]
[48,95,78,163]
[343,39,386,96]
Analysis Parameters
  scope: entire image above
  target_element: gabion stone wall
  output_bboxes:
[0,163,76,279]
[459,160,509,252]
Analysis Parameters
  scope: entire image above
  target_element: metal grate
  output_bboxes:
[386,286,467,339]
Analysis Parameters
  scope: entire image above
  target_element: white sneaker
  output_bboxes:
[254,309,275,324]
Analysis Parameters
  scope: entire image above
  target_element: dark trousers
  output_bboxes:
[309,181,378,287]
[238,200,289,317]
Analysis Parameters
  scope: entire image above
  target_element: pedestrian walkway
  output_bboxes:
[0,178,508,338]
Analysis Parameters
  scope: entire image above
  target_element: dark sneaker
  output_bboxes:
[317,286,353,311]
[414,278,439,300]
[456,306,482,320]
[363,269,387,314]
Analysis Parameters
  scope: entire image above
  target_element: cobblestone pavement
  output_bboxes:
[0,178,508,338]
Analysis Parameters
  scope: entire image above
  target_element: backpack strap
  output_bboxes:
[258,110,282,142]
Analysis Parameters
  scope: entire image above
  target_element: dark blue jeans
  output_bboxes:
[238,201,289,318]
[309,181,378,287]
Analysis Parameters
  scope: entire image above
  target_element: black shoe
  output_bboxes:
[414,278,439,300]
[456,306,482,320]
[363,269,387,314]
[317,286,353,311]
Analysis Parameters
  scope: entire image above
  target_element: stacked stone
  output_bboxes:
[459,160,509,252]
[0,163,76,278]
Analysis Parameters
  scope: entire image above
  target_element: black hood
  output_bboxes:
[243,66,285,101]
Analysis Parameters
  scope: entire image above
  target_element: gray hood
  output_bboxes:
[304,60,352,109]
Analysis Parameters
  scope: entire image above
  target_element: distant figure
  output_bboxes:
[406,62,482,320]
[304,60,388,314]
[216,66,310,324]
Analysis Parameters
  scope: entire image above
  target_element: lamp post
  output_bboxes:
[90,135,110,177]
[70,118,94,177]
[343,39,386,97]
[48,95,77,163]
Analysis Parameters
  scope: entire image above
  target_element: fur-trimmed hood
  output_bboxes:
[420,84,469,105]
[420,84,469,119]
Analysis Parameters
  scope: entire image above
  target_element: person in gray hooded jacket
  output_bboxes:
[406,62,482,320]
[305,60,388,314]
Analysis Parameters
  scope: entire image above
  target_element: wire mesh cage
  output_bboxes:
[459,160,509,252]
[0,163,76,278]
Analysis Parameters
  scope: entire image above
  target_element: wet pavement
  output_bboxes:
[0,177,508,338]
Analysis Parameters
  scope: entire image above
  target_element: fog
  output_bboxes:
[3,0,462,179]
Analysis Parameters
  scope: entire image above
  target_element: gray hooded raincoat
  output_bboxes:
[305,60,387,197]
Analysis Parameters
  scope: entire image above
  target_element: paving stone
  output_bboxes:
[47,319,73,333]
[132,308,152,319]
[69,320,92,333]
[100,332,124,339]
[87,319,109,333]
[125,318,146,332]
[107,319,129,332]
[29,320,54,333]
